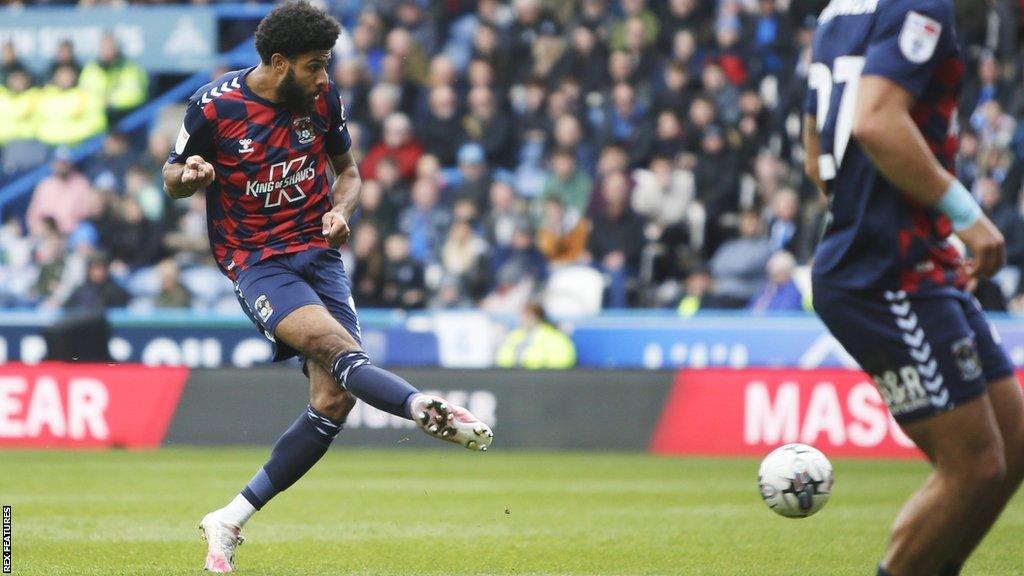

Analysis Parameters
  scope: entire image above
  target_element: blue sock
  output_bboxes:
[331,351,418,419]
[938,562,962,576]
[241,405,343,509]
[877,565,892,576]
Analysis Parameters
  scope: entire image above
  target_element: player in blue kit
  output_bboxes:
[804,1,1024,575]
[161,2,493,572]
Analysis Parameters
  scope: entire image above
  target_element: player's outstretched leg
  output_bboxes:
[280,305,494,451]
[878,395,1006,576]
[199,360,355,572]
[935,376,1024,575]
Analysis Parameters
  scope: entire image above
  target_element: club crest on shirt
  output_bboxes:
[255,294,273,323]
[293,116,316,145]
[899,11,941,64]
[950,337,982,381]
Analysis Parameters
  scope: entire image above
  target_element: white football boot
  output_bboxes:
[199,512,245,573]
[410,394,494,451]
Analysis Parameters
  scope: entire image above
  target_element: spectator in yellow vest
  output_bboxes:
[79,34,148,123]
[0,69,40,144]
[35,64,106,146]
[496,302,577,369]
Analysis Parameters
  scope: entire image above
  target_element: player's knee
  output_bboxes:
[958,443,1007,489]
[311,389,357,422]
[300,332,357,366]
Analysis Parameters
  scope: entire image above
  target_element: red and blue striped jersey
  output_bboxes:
[167,67,351,280]
[807,0,966,294]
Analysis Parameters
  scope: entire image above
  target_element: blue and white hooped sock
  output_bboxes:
[331,351,418,419]
[240,405,343,510]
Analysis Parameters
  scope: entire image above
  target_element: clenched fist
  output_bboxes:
[182,155,215,189]
[322,210,351,247]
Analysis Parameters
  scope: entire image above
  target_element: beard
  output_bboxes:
[277,68,316,115]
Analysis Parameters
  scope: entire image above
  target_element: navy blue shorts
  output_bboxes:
[814,286,1013,424]
[234,247,361,362]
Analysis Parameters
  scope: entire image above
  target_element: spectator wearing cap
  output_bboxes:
[419,85,466,166]
[361,113,424,182]
[587,171,645,307]
[79,33,148,123]
[26,147,93,235]
[496,302,576,369]
[448,143,492,211]
[748,251,804,313]
[63,252,130,312]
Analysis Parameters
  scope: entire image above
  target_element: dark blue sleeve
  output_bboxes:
[167,99,216,164]
[862,0,956,98]
[325,83,352,156]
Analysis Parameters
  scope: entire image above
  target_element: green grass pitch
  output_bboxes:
[3,448,1023,575]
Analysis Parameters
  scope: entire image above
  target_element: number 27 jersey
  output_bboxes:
[807,0,966,294]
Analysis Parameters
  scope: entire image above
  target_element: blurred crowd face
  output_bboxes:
[428,55,456,87]
[672,30,697,62]
[551,152,577,181]
[157,259,181,290]
[978,178,1001,209]
[689,97,716,130]
[602,171,630,213]
[490,182,515,212]
[978,53,998,85]
[669,0,696,17]
[597,146,628,176]
[411,178,439,209]
[624,18,647,52]
[384,234,411,262]
[771,189,799,222]
[468,87,496,119]
[608,51,633,83]
[99,35,119,64]
[572,26,596,54]
[369,85,399,121]
[738,211,762,238]
[335,59,364,88]
[429,86,458,120]
[383,114,412,147]
[6,69,30,93]
[359,180,383,212]
[766,251,795,284]
[416,154,441,181]
[656,112,682,140]
[611,83,636,117]
[554,115,582,148]
[514,0,541,24]
[386,28,413,58]
[353,223,381,259]
[467,60,495,89]
[542,199,566,229]
[52,64,78,89]
[380,54,405,84]
[474,25,500,56]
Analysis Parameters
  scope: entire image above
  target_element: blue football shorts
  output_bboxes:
[233,247,362,362]
[814,286,1013,424]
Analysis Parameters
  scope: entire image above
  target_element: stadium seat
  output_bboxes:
[2,140,50,176]
[543,265,604,317]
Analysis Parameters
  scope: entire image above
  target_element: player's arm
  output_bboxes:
[163,156,214,199]
[853,76,1005,277]
[163,100,216,199]
[802,114,826,197]
[322,149,361,247]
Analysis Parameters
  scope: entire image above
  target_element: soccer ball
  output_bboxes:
[758,443,833,518]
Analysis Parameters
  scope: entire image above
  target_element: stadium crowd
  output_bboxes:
[1,0,1023,316]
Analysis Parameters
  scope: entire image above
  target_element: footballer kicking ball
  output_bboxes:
[758,443,833,518]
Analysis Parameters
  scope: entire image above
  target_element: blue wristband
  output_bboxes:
[935,180,982,231]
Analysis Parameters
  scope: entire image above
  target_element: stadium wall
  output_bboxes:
[3,364,1023,458]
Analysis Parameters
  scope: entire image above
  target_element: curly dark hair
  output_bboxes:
[255,0,340,64]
